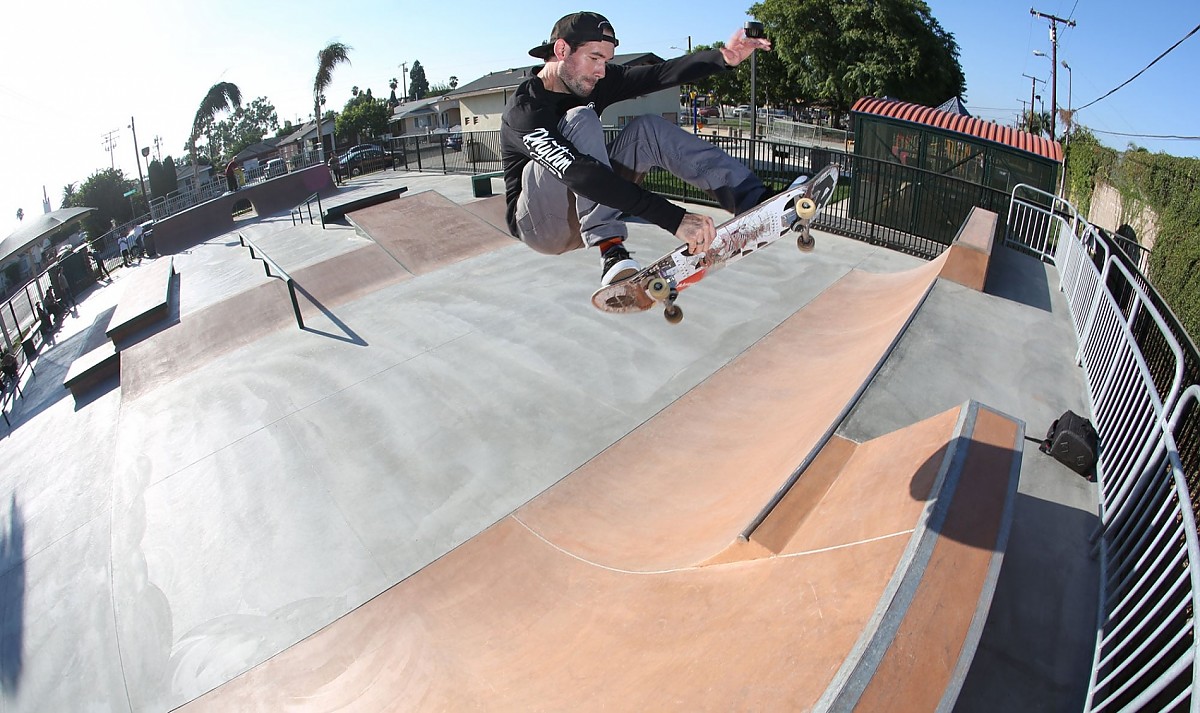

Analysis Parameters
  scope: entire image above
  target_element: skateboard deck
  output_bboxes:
[592,164,840,323]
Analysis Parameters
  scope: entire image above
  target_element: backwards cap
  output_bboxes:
[528,12,619,60]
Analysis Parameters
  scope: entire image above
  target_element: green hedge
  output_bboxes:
[1065,129,1200,346]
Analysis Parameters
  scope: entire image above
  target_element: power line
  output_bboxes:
[1076,21,1200,111]
[1090,128,1200,141]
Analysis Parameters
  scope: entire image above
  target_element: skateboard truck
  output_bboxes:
[646,275,683,324]
[790,196,818,252]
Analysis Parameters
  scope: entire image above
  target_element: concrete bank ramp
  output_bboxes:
[346,190,514,275]
[178,245,1025,710]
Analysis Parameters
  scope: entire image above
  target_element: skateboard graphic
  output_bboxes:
[592,164,840,323]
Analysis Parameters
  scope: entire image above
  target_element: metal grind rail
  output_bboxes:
[237,233,304,330]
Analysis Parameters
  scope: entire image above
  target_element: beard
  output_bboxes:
[560,66,597,98]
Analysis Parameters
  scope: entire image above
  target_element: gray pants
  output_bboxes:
[514,107,763,255]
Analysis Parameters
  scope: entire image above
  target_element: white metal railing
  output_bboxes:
[1006,183,1197,711]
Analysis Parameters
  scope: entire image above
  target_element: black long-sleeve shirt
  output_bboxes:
[500,49,730,238]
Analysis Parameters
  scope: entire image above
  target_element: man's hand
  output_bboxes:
[720,28,772,67]
[676,212,717,255]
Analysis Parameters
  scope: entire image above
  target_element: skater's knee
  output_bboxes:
[562,106,601,128]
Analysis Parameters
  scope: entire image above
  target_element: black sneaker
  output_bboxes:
[600,242,640,286]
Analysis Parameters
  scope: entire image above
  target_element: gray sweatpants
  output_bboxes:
[514,107,764,255]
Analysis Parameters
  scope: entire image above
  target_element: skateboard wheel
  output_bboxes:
[664,304,684,324]
[796,233,816,252]
[796,197,817,220]
[647,277,671,301]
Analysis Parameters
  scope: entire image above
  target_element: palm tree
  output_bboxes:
[189,82,242,190]
[61,183,78,209]
[449,76,458,90]
[313,42,352,161]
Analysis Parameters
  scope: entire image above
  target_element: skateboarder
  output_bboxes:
[501,12,773,286]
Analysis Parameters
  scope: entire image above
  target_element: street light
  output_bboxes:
[1032,48,1061,142]
[745,21,764,141]
[1058,59,1074,197]
[1060,60,1073,117]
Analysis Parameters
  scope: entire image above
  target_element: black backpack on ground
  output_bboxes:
[1039,410,1099,479]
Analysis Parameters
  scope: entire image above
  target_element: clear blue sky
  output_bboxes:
[2,0,1196,237]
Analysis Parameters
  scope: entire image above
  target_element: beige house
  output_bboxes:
[451,53,682,134]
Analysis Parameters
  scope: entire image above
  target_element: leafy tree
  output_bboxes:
[148,160,165,200]
[408,60,429,101]
[189,82,242,185]
[749,0,965,112]
[72,168,143,237]
[61,183,78,209]
[314,42,352,160]
[336,98,389,144]
[210,97,280,161]
[1018,109,1053,138]
[147,157,180,200]
[162,155,179,195]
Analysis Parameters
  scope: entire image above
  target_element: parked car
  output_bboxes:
[445,132,463,151]
[733,105,751,118]
[265,158,287,178]
[338,145,392,177]
[698,106,720,118]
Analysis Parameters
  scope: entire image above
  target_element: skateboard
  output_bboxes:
[591,164,840,323]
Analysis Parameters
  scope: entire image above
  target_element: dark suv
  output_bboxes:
[338,145,391,177]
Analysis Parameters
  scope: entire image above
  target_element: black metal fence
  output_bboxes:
[393,129,1013,260]
[1104,236,1200,498]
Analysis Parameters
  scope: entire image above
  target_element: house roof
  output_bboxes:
[852,96,1062,163]
[388,95,459,123]
[280,118,336,145]
[451,53,664,98]
[0,207,94,264]
[233,136,284,163]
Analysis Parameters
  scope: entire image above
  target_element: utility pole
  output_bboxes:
[102,129,119,170]
[128,116,147,198]
[399,62,408,101]
[1031,8,1076,143]
[1022,74,1045,133]
[153,135,163,161]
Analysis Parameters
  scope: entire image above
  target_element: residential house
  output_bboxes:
[388,95,461,137]
[174,163,216,196]
[451,53,681,134]
[277,118,338,166]
[232,136,284,172]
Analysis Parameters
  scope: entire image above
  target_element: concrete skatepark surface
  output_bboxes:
[0,171,1097,711]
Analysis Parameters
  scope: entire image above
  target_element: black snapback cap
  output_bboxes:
[528,12,619,60]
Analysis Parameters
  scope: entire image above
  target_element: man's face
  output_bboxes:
[558,38,615,97]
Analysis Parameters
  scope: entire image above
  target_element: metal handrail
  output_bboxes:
[236,233,304,329]
[290,192,324,229]
[1006,183,1197,711]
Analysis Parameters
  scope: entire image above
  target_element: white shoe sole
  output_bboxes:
[601,258,641,287]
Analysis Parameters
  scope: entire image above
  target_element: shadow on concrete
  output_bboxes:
[294,283,367,347]
[0,494,26,697]
[4,322,101,430]
[954,490,1099,713]
[985,244,1054,312]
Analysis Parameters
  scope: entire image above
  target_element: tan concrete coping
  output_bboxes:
[940,206,999,291]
